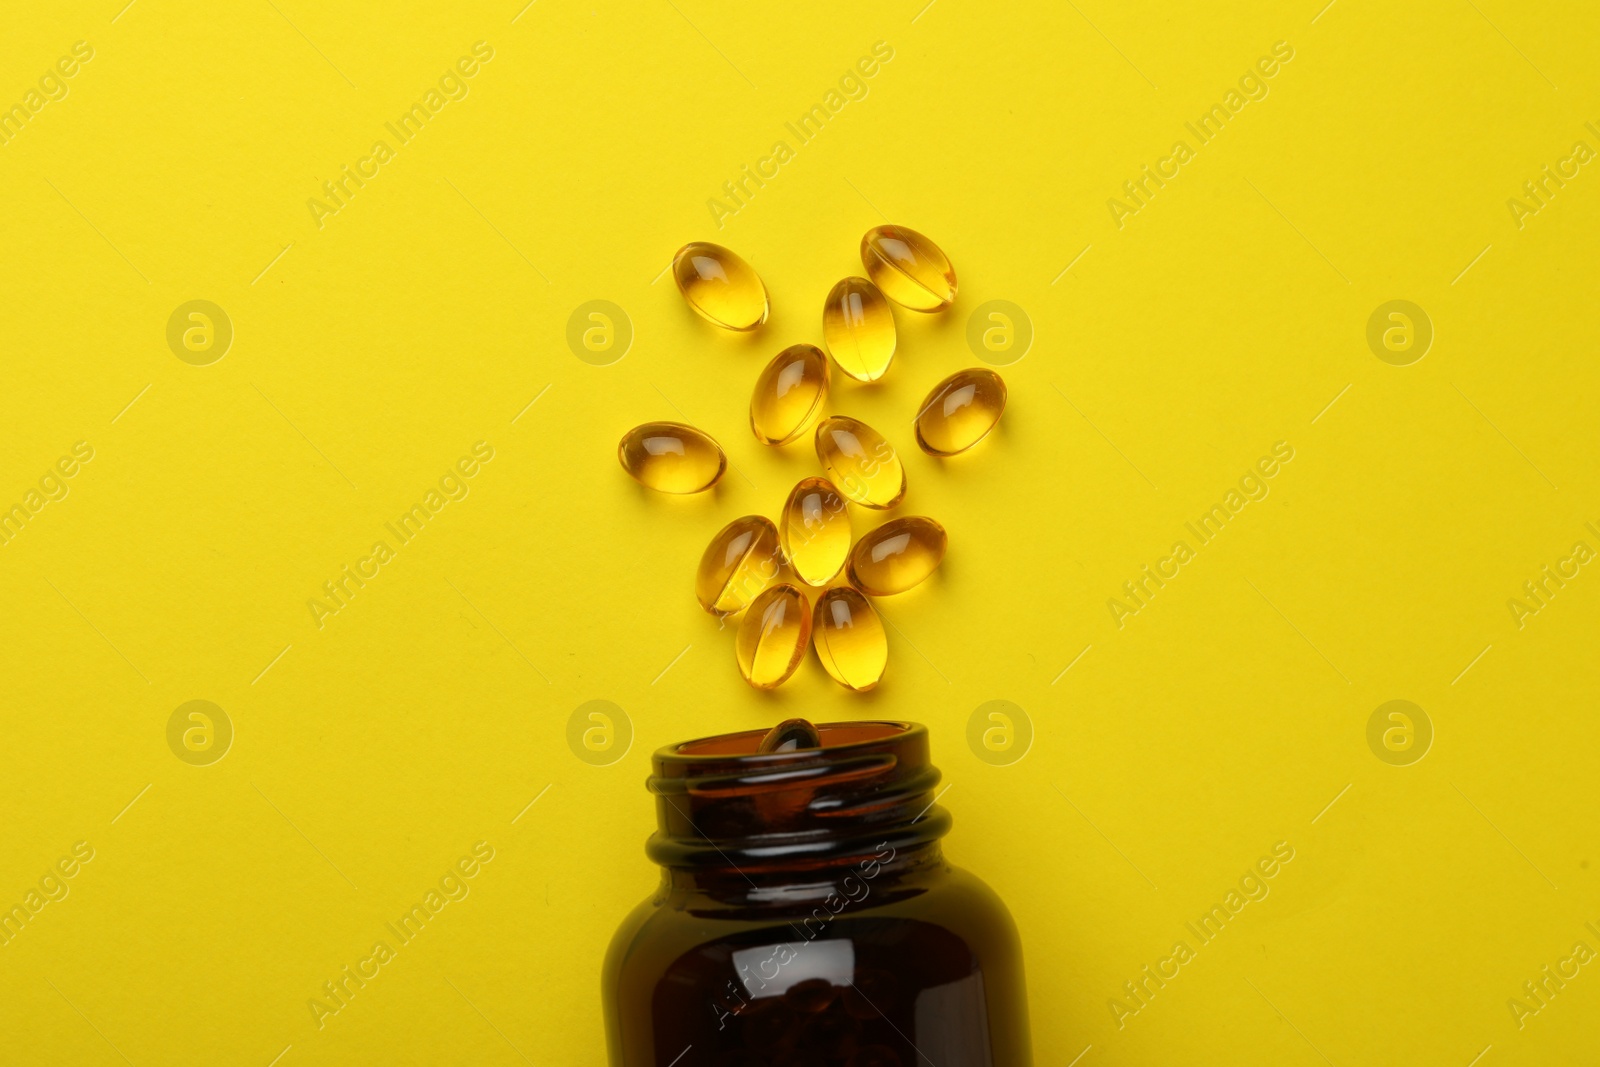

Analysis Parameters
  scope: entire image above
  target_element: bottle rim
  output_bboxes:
[654,719,916,767]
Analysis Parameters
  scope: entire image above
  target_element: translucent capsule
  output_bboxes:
[848,516,946,596]
[814,416,906,510]
[735,584,812,689]
[696,515,781,615]
[915,368,1007,456]
[750,344,830,445]
[780,477,850,587]
[860,225,957,312]
[822,277,897,382]
[672,241,769,331]
[617,421,726,493]
[813,587,887,691]
[758,717,822,752]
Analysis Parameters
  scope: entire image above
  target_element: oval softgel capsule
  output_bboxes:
[860,225,957,312]
[672,241,769,330]
[815,416,906,509]
[812,587,888,691]
[750,344,830,445]
[848,516,947,596]
[735,584,811,688]
[822,277,897,382]
[617,422,726,493]
[781,477,850,586]
[915,368,1006,456]
[696,515,781,615]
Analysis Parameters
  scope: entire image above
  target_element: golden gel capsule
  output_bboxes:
[617,421,726,493]
[696,515,781,615]
[750,344,830,445]
[756,717,822,752]
[814,416,906,509]
[822,277,897,382]
[860,225,957,312]
[672,242,769,331]
[780,476,850,586]
[813,587,887,691]
[847,516,947,595]
[735,584,812,689]
[915,368,1007,456]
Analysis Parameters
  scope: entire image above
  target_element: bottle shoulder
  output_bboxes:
[885,862,1024,955]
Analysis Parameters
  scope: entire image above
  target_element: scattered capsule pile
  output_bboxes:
[617,226,1007,691]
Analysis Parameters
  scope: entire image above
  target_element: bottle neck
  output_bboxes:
[646,721,950,909]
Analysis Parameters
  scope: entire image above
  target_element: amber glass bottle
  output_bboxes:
[603,719,1032,1066]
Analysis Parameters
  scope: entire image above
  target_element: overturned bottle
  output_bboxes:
[602,719,1032,1065]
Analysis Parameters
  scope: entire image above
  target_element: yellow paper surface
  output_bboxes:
[2,1,1597,1063]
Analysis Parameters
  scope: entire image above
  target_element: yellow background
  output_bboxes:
[2,0,1598,1063]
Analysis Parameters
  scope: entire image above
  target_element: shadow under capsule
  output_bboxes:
[890,289,966,348]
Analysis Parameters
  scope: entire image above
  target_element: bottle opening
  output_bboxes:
[674,719,904,758]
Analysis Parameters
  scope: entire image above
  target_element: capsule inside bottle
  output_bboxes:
[814,416,906,510]
[812,587,888,691]
[860,225,957,312]
[848,516,947,595]
[696,515,781,615]
[672,242,769,331]
[750,344,830,446]
[617,421,726,493]
[735,584,812,689]
[915,368,1007,456]
[822,277,897,382]
[780,476,850,586]
[756,717,822,752]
